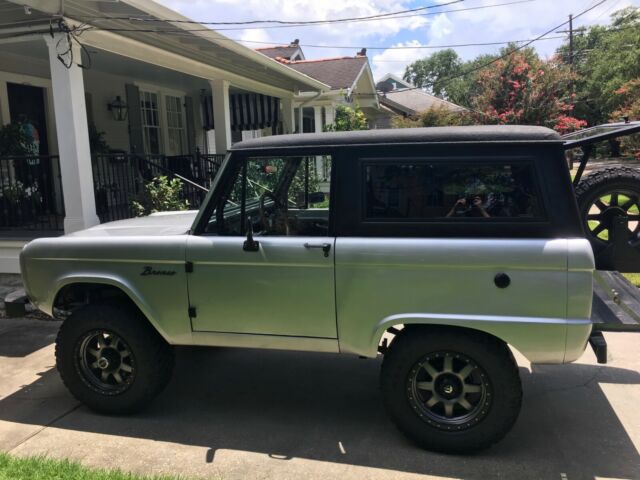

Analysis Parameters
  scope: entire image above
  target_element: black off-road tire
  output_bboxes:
[381,327,522,454]
[55,303,174,414]
[575,166,640,247]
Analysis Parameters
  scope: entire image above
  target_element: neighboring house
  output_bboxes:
[256,43,380,133]
[255,39,305,62]
[374,73,466,128]
[376,73,413,93]
[0,0,329,272]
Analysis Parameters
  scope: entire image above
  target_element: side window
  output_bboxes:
[205,155,332,236]
[364,161,544,221]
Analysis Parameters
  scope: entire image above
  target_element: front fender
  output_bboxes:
[49,274,174,342]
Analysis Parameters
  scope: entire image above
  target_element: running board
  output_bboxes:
[591,271,640,332]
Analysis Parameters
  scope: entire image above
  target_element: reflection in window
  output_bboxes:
[365,162,543,220]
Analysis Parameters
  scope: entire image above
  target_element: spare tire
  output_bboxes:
[575,166,640,268]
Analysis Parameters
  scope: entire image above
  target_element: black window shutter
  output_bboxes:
[125,84,144,154]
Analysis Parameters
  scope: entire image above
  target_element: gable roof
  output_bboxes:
[277,56,369,90]
[255,44,304,61]
[380,88,465,115]
[377,73,413,90]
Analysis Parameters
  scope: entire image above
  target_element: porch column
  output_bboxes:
[210,79,231,153]
[325,105,335,128]
[281,97,295,134]
[313,106,323,179]
[45,34,99,233]
[313,106,323,133]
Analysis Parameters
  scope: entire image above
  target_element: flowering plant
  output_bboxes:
[468,51,586,133]
[0,181,41,203]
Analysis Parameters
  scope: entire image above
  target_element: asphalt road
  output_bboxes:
[0,313,638,480]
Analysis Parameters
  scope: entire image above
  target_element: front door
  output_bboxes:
[186,154,337,338]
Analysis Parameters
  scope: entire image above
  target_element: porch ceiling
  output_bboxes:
[0,38,274,97]
[1,0,330,95]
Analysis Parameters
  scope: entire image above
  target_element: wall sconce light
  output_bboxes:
[107,96,128,122]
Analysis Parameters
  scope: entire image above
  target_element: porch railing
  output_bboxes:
[92,152,225,223]
[0,155,65,233]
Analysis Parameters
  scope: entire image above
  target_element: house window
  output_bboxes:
[165,95,186,156]
[140,91,161,154]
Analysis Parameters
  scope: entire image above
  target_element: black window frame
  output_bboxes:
[359,156,549,224]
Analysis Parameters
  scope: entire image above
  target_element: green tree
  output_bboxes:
[403,49,465,99]
[556,7,640,125]
[324,105,368,131]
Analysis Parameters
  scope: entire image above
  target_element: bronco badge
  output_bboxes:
[140,266,176,276]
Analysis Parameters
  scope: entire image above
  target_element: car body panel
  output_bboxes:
[335,237,594,362]
[186,235,337,338]
[20,235,191,343]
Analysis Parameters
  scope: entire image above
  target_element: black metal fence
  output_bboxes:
[92,152,225,223]
[0,152,225,232]
[0,155,64,232]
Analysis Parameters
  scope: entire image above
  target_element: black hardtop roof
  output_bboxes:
[231,125,562,151]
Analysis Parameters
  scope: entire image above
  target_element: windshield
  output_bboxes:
[202,154,332,236]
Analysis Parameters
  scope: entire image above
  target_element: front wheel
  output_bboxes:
[55,303,174,414]
[380,327,522,453]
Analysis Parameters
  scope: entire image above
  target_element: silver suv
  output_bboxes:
[21,126,595,453]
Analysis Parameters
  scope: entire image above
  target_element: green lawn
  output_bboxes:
[0,453,188,480]
[623,273,640,287]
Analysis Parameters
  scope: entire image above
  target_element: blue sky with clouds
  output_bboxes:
[156,0,639,80]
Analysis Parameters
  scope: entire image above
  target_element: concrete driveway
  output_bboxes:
[0,308,638,479]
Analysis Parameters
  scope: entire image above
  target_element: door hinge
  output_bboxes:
[188,306,197,318]
[185,261,194,273]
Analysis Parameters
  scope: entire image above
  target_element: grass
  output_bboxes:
[0,453,188,480]
[623,273,640,287]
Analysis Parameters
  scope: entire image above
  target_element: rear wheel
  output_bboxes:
[381,327,522,453]
[56,303,174,414]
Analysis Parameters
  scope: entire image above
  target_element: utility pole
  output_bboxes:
[569,14,574,71]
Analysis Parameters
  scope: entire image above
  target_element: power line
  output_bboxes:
[128,0,464,26]
[244,34,568,51]
[77,0,536,32]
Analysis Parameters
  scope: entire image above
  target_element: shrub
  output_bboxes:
[393,105,473,128]
[324,105,368,131]
[132,176,189,216]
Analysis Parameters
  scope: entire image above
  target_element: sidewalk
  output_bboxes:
[1,282,639,480]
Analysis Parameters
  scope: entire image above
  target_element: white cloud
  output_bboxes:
[157,0,639,82]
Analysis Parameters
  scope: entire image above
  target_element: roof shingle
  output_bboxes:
[278,56,368,90]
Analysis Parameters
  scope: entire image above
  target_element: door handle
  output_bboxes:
[304,242,331,257]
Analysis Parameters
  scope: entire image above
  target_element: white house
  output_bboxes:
[374,73,466,128]
[255,43,381,134]
[0,0,330,272]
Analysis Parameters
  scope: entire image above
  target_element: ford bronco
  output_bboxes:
[19,126,626,453]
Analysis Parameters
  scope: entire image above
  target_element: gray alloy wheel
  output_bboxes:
[407,351,490,430]
[77,330,136,395]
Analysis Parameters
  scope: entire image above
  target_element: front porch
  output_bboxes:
[0,0,329,272]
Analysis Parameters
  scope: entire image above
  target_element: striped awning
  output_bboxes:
[202,93,280,132]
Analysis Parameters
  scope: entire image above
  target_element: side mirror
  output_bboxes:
[243,217,260,252]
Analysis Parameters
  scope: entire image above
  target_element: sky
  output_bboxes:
[156,0,640,81]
